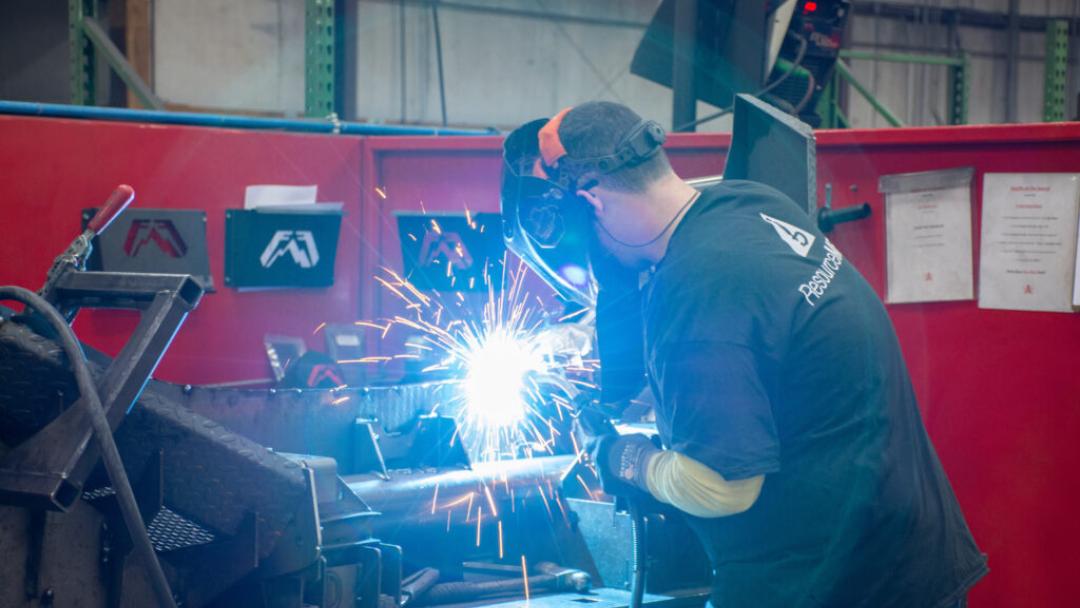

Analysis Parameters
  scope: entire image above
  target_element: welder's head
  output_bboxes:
[501,101,669,305]
[557,101,674,194]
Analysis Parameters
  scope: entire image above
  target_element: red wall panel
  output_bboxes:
[359,124,1080,608]
[0,116,364,384]
[1,115,1079,606]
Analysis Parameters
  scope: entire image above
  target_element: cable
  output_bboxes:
[628,501,647,608]
[596,190,700,249]
[675,32,809,132]
[0,286,178,608]
[793,71,817,114]
[431,1,449,126]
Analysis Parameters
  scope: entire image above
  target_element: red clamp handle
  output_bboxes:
[86,184,135,235]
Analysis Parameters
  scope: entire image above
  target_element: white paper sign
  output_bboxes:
[885,183,974,304]
[244,184,317,210]
[979,173,1080,313]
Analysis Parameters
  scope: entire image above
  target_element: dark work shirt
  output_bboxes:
[642,181,987,608]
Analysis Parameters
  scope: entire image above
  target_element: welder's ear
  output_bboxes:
[577,188,604,217]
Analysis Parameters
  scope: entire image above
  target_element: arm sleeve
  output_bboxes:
[653,340,781,480]
[645,450,764,518]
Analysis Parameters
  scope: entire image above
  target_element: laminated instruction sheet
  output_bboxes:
[979,173,1080,313]
[881,167,975,304]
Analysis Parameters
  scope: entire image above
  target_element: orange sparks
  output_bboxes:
[521,555,530,602]
[466,492,475,521]
[431,485,440,514]
[374,186,388,199]
[498,520,505,558]
[575,474,592,496]
[483,484,499,517]
[312,322,327,334]
[336,354,393,365]
[330,395,350,406]
[555,495,569,523]
[441,491,474,510]
[537,484,553,518]
[476,505,483,546]
[430,218,442,234]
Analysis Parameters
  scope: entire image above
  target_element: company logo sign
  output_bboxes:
[260,230,320,269]
[123,219,188,258]
[418,230,474,270]
[760,212,815,257]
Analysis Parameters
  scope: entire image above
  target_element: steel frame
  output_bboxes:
[68,0,163,109]
[0,271,202,511]
[817,49,970,128]
[1043,19,1069,122]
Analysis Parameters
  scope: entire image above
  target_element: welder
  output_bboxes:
[500,101,987,608]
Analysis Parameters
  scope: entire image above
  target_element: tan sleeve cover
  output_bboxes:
[644,450,764,518]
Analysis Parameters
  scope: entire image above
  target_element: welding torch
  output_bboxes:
[529,370,649,608]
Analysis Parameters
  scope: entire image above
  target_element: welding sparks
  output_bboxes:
[483,484,499,518]
[521,555,531,602]
[476,505,483,546]
[355,260,585,465]
[498,520,504,558]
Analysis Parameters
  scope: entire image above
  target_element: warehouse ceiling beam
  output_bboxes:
[852,1,1080,33]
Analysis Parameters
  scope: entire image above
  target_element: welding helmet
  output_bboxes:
[500,107,667,306]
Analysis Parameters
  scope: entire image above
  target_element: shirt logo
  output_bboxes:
[260,230,320,268]
[760,213,816,257]
[123,219,188,258]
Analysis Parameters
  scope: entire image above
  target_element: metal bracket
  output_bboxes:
[352,419,390,480]
[0,271,203,511]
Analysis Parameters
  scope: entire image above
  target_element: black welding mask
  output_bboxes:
[500,108,667,306]
[501,108,666,406]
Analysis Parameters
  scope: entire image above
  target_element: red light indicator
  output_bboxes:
[804,1,818,12]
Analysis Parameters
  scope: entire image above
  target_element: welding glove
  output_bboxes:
[590,433,660,498]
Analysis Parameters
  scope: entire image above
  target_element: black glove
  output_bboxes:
[589,433,660,497]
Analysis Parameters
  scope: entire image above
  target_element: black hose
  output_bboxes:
[629,502,647,608]
[0,286,178,608]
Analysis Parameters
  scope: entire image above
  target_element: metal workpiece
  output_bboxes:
[346,455,576,526]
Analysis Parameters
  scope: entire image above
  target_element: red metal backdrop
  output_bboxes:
[0,116,364,384]
[1,115,1079,606]
[346,123,1080,608]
